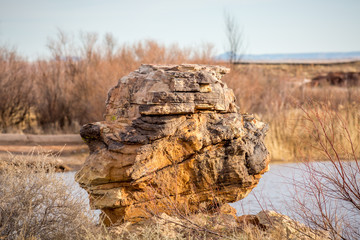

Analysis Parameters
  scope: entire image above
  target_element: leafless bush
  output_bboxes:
[290,103,360,240]
[0,152,104,240]
[25,30,217,133]
[0,47,33,132]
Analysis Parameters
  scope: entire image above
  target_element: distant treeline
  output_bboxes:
[1,30,360,163]
[0,30,216,133]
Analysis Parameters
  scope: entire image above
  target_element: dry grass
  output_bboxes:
[265,103,360,161]
[222,63,360,161]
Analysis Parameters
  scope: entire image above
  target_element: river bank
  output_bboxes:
[0,133,88,171]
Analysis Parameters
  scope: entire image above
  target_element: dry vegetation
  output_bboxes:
[0,153,104,239]
[0,30,216,134]
[1,30,359,162]
[288,106,360,240]
[1,32,360,237]
[223,62,360,161]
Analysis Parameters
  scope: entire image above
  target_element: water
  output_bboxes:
[62,162,305,218]
[230,160,360,227]
[230,162,303,216]
[60,171,90,202]
[59,171,101,219]
[62,161,359,222]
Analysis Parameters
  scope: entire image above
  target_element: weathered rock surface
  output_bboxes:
[75,64,270,225]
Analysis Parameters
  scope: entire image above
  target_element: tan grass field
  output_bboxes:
[224,61,360,161]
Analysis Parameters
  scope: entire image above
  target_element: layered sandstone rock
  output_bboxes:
[75,64,270,225]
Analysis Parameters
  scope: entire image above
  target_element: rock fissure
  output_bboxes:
[133,152,198,184]
[76,64,270,225]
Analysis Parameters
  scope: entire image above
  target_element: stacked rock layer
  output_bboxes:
[75,64,270,225]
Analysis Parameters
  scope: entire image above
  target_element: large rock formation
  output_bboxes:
[75,64,270,225]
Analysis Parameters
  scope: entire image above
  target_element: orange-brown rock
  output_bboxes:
[75,64,270,225]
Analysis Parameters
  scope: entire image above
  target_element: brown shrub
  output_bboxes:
[3,30,216,133]
[0,47,34,132]
[0,153,102,239]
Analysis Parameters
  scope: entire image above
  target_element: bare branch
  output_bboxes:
[224,11,244,65]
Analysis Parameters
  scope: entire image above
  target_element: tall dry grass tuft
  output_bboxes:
[265,103,360,161]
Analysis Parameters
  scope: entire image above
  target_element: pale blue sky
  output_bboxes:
[0,0,359,58]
